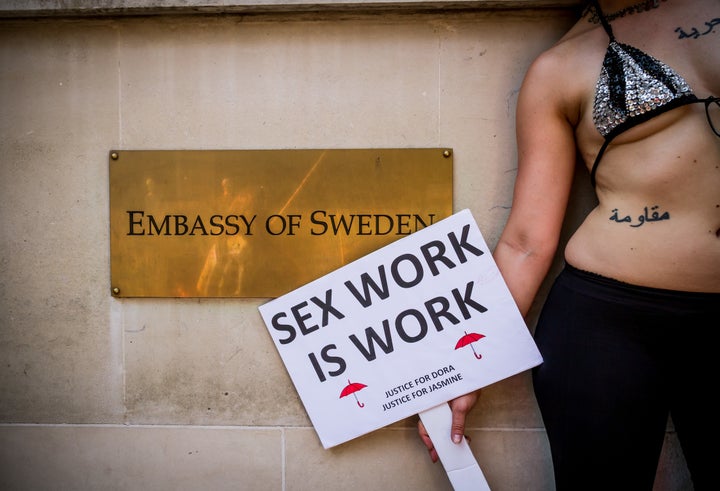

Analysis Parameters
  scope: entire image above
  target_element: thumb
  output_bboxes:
[448,391,479,444]
[450,406,466,444]
[450,415,465,443]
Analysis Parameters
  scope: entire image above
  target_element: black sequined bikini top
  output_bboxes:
[589,1,718,187]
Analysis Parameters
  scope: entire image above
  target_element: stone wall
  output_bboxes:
[0,1,692,489]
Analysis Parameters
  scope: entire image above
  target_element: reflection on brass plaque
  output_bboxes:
[110,149,453,298]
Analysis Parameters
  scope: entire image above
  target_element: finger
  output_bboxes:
[417,420,433,449]
[417,420,439,463]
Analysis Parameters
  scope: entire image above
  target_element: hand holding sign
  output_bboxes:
[258,209,542,488]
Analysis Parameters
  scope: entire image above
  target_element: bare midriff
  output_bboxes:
[565,104,720,293]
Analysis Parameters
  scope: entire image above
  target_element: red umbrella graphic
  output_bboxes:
[455,331,485,359]
[340,379,367,408]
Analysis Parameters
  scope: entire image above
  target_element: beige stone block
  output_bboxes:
[0,424,282,490]
[0,0,585,19]
[285,425,555,490]
[286,426,453,490]
[123,299,309,426]
[469,428,555,490]
[0,20,124,423]
[116,15,440,149]
[467,371,544,429]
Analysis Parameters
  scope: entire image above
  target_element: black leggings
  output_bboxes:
[532,264,718,490]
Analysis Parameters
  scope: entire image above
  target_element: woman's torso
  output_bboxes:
[561,0,720,292]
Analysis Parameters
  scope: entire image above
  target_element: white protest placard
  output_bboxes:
[258,208,542,449]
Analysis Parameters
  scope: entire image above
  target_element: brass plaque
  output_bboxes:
[110,149,453,298]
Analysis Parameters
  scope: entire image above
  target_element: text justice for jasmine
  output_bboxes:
[382,366,463,411]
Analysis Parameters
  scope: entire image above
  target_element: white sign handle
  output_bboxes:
[419,403,491,491]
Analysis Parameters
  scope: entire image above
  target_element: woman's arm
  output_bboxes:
[494,49,579,316]
[418,45,580,461]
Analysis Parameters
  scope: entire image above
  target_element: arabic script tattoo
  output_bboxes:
[609,205,671,227]
[675,17,720,39]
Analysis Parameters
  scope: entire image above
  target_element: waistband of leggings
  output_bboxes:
[562,262,720,304]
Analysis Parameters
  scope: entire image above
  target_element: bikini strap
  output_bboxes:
[590,95,703,188]
[591,0,615,41]
[590,138,611,188]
